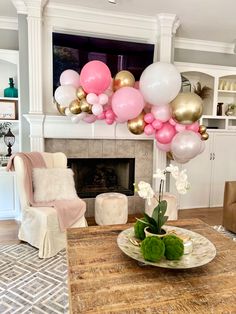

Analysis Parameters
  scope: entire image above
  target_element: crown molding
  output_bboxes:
[175,37,234,54]
[0,16,18,30]
[11,0,27,14]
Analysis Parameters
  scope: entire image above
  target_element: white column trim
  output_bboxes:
[11,0,27,14]
[24,114,45,151]
[0,16,18,30]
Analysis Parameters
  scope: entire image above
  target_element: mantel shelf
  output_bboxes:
[218,90,236,94]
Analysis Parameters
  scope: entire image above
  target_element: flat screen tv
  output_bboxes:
[53,32,154,92]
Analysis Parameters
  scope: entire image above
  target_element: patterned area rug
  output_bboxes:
[0,244,68,314]
[0,226,235,314]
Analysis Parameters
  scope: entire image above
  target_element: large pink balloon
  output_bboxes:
[171,130,202,160]
[155,122,176,144]
[112,87,145,121]
[80,61,111,94]
[156,141,171,152]
[60,69,80,88]
[151,104,171,122]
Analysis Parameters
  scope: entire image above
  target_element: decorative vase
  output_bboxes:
[4,78,18,98]
[144,226,167,238]
[225,104,235,116]
[217,103,223,116]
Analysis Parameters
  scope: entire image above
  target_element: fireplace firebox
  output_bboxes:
[68,158,135,198]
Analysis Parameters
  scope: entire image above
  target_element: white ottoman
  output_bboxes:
[95,192,128,225]
[145,193,178,221]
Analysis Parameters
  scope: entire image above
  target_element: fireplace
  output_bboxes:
[68,158,135,198]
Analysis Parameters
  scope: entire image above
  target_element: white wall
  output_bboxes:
[0,29,18,50]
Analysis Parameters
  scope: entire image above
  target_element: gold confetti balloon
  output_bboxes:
[80,98,93,114]
[76,87,87,100]
[69,99,81,114]
[55,99,67,115]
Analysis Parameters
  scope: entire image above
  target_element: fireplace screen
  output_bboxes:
[68,158,135,198]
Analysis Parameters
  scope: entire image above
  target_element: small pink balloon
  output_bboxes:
[152,119,163,130]
[175,123,186,132]
[105,109,115,120]
[60,69,80,88]
[86,93,98,105]
[156,141,171,152]
[80,60,111,94]
[144,113,155,124]
[134,81,140,89]
[144,124,155,136]
[169,118,177,126]
[97,112,106,120]
[98,93,109,105]
[106,118,115,125]
[83,114,97,123]
[186,121,200,133]
[151,104,171,122]
[92,104,103,116]
[155,122,176,144]
[112,87,145,121]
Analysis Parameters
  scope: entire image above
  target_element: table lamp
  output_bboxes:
[4,128,15,156]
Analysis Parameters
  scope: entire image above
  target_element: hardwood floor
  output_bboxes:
[0,207,223,245]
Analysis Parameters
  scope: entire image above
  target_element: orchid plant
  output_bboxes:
[135,165,190,235]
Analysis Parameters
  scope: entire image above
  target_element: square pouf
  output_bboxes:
[95,192,128,225]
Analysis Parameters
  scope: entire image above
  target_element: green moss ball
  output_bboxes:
[162,234,184,260]
[134,218,147,240]
[141,236,165,262]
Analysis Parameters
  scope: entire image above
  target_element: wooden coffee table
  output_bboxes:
[66,219,236,313]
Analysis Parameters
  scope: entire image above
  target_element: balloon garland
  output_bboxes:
[54,61,209,164]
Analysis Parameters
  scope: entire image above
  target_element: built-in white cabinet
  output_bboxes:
[0,169,19,219]
[172,132,236,209]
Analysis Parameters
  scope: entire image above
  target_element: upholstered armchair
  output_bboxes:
[14,152,87,258]
[223,181,236,233]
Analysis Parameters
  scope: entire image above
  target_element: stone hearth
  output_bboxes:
[45,139,153,217]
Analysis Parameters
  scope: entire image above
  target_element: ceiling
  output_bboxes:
[1,0,236,43]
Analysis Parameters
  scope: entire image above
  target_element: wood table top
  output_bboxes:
[66,219,236,314]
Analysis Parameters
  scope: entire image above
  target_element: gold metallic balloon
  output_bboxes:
[80,98,93,114]
[170,92,203,125]
[127,111,146,135]
[201,132,209,141]
[76,87,87,100]
[69,99,81,115]
[199,125,207,134]
[167,151,174,160]
[113,70,135,91]
[54,99,67,115]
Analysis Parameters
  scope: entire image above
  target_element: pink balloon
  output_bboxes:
[175,123,186,132]
[144,113,155,124]
[115,116,126,123]
[97,112,106,120]
[169,118,177,126]
[105,109,115,120]
[156,141,171,152]
[106,118,115,125]
[134,81,140,89]
[80,61,111,94]
[151,104,171,122]
[83,114,97,123]
[186,122,200,133]
[171,130,202,160]
[60,70,80,88]
[144,124,155,136]
[112,87,145,121]
[152,119,163,130]
[155,122,176,144]
[98,93,109,105]
[86,93,98,105]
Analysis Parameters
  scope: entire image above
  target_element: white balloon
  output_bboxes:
[171,130,202,160]
[151,104,171,122]
[77,112,87,120]
[173,154,190,164]
[140,62,181,105]
[92,104,103,116]
[71,115,81,123]
[54,85,77,106]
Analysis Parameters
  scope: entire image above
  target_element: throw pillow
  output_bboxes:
[32,168,77,202]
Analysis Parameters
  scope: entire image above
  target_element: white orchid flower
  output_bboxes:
[153,169,166,181]
[137,181,155,205]
[166,164,179,179]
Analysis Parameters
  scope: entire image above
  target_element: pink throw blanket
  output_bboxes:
[7,152,86,231]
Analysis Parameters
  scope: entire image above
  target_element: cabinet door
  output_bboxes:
[210,133,236,207]
[170,137,212,209]
[0,172,17,219]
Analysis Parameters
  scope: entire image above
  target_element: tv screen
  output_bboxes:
[53,32,154,92]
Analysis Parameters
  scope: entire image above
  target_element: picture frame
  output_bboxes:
[0,99,18,120]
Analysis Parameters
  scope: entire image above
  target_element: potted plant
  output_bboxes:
[134,165,189,237]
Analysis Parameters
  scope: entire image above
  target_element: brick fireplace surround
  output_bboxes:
[45,139,153,217]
